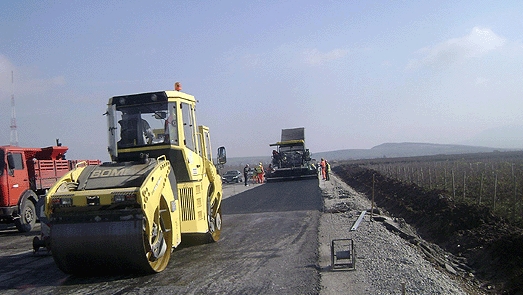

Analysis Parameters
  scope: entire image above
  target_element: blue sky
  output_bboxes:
[1,1,522,160]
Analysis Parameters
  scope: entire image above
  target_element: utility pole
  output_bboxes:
[10,71,19,146]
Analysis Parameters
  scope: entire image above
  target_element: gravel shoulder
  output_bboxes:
[317,172,479,295]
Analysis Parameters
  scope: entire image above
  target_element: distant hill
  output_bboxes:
[314,142,515,161]
[221,142,519,168]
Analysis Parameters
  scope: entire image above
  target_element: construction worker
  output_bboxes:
[251,169,257,184]
[243,164,250,186]
[325,160,330,181]
[255,162,264,183]
[272,150,281,168]
[119,113,155,146]
[320,158,326,180]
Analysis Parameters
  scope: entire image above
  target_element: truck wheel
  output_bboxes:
[15,192,37,233]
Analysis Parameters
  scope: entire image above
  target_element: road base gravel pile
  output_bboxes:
[317,172,484,295]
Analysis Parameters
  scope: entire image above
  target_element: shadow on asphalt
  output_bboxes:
[222,178,323,214]
[0,229,41,238]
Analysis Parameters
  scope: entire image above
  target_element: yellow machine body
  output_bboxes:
[45,89,225,274]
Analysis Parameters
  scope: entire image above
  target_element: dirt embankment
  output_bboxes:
[333,164,523,295]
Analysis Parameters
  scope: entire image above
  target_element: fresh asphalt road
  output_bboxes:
[0,178,323,294]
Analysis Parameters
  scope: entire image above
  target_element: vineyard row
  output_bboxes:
[353,154,523,225]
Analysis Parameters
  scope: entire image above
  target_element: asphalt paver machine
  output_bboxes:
[266,127,317,182]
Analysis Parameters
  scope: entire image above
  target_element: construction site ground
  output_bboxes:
[226,172,488,294]
[317,172,480,294]
[1,168,520,294]
[1,179,322,294]
[330,164,523,295]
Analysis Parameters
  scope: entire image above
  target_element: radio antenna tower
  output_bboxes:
[10,71,19,146]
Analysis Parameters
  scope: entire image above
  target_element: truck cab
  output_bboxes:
[0,146,50,232]
[0,146,33,227]
[1,145,96,232]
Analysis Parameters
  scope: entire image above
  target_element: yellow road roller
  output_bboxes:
[44,85,226,274]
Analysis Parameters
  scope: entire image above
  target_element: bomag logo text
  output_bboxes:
[90,168,127,178]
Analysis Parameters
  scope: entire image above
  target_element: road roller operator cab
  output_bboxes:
[106,90,225,182]
[43,86,226,274]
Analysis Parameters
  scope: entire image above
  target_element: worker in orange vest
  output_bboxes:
[255,162,265,183]
[320,158,326,180]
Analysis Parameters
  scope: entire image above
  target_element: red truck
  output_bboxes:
[0,145,100,232]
